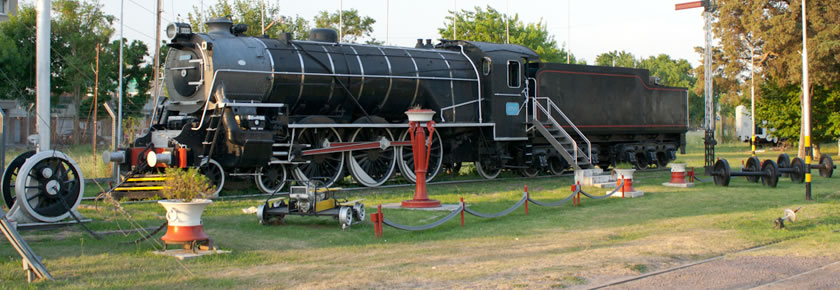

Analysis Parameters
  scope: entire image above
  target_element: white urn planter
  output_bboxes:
[158,199,213,244]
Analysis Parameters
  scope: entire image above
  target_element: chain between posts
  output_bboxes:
[373,180,625,235]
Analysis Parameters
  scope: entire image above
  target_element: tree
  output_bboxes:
[188,0,310,39]
[595,50,638,68]
[313,9,376,43]
[437,5,579,64]
[712,0,840,155]
[52,0,115,144]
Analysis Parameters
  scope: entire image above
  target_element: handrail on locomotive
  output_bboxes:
[531,96,592,165]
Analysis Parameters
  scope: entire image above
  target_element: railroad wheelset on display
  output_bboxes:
[711,158,779,187]
[2,151,85,224]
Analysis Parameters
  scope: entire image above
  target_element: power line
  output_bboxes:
[126,0,173,23]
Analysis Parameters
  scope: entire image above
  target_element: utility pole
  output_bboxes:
[453,0,456,40]
[505,0,510,44]
[260,0,265,35]
[153,0,162,126]
[676,0,716,175]
[116,0,124,177]
[93,43,100,161]
[386,0,389,45]
[36,0,50,151]
[567,0,570,64]
[801,0,812,200]
[338,0,343,42]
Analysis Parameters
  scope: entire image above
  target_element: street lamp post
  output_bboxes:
[743,36,756,156]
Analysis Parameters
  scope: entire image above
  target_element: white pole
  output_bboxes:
[567,0,571,64]
[260,0,265,35]
[36,0,50,151]
[453,0,456,40]
[338,0,343,42]
[802,0,812,200]
[750,42,755,156]
[386,0,389,45]
[505,0,510,44]
[117,0,124,149]
[200,0,205,32]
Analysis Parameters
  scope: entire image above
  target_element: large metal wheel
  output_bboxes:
[634,152,649,170]
[520,166,539,178]
[744,156,761,183]
[292,125,345,188]
[475,161,502,180]
[656,151,669,168]
[199,159,225,198]
[777,153,791,177]
[397,128,443,183]
[713,159,731,187]
[819,155,834,178]
[548,157,569,176]
[255,162,288,194]
[2,150,36,209]
[790,157,806,183]
[346,127,397,187]
[14,151,84,223]
[761,159,779,188]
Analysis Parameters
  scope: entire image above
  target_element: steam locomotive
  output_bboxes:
[104,17,688,197]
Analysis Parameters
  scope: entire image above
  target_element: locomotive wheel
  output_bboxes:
[2,150,36,209]
[346,127,397,187]
[292,126,345,188]
[761,160,779,188]
[790,157,806,183]
[397,129,443,183]
[255,163,288,194]
[520,166,539,178]
[14,151,84,223]
[634,153,649,170]
[713,159,731,186]
[777,153,791,177]
[548,157,569,176]
[656,151,669,168]
[744,156,761,183]
[819,155,834,178]
[199,159,225,198]
[475,161,502,180]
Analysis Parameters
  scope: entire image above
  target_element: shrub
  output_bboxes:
[162,167,215,202]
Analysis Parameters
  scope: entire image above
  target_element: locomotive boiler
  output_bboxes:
[104,16,688,197]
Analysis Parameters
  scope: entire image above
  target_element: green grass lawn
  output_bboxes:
[1,132,839,288]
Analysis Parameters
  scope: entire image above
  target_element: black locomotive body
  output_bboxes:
[107,17,688,196]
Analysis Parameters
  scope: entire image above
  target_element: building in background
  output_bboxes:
[0,0,18,22]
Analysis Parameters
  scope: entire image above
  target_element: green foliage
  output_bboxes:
[438,5,579,64]
[188,0,310,39]
[162,167,216,202]
[313,9,376,43]
[595,50,637,68]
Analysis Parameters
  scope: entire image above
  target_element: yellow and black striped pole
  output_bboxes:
[801,0,812,200]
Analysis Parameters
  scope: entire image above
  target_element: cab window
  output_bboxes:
[507,60,520,88]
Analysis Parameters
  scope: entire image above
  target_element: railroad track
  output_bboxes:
[83,167,671,205]
[587,235,835,289]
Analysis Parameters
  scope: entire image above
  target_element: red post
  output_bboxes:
[401,110,441,208]
[621,175,625,199]
[460,197,464,226]
[524,185,529,215]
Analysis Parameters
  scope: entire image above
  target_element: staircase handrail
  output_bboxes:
[533,97,592,164]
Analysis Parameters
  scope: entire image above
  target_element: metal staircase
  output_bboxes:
[531,97,593,170]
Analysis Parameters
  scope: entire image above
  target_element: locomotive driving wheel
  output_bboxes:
[475,161,502,180]
[397,128,443,183]
[292,122,345,188]
[346,122,397,187]
[255,162,288,194]
[2,150,36,209]
[199,159,225,198]
[547,157,569,176]
[13,151,84,223]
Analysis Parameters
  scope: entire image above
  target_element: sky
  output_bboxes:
[97,0,706,66]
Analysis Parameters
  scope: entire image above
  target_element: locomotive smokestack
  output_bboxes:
[206,17,234,35]
[415,39,424,48]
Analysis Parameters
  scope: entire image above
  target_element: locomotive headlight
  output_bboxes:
[166,22,193,39]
